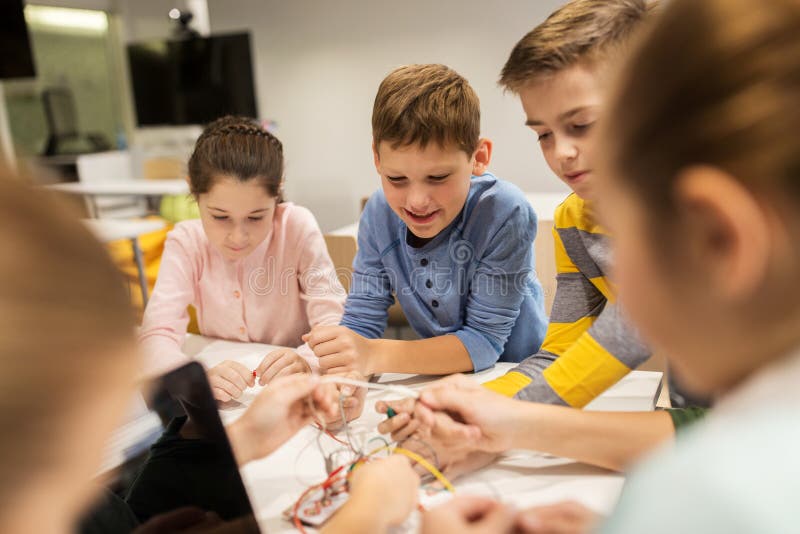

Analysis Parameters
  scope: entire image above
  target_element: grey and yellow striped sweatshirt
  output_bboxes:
[484,193,651,407]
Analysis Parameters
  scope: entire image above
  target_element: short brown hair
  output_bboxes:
[372,64,480,155]
[606,0,800,223]
[0,169,136,509]
[188,115,285,201]
[500,0,656,92]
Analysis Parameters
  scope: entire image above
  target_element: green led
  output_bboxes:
[386,407,397,418]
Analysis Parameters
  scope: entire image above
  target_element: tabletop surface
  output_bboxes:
[47,179,189,196]
[83,218,166,242]
[181,335,661,533]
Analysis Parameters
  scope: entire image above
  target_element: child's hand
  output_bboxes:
[421,496,515,534]
[255,348,311,385]
[227,374,337,465]
[322,455,420,533]
[302,325,373,375]
[416,374,523,454]
[378,400,496,480]
[376,398,428,441]
[207,360,255,402]
[318,371,367,428]
[514,501,600,534]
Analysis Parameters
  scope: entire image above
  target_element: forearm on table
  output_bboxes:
[512,404,675,472]
[369,334,474,375]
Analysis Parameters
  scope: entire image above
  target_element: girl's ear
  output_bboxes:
[675,165,771,302]
[472,138,493,175]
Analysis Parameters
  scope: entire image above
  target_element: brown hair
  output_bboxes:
[188,115,285,201]
[0,168,136,509]
[500,0,656,92]
[372,64,480,156]
[605,0,800,221]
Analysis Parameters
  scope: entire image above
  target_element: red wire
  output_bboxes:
[292,465,347,532]
[313,421,352,449]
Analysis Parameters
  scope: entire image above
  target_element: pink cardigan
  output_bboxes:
[139,203,345,374]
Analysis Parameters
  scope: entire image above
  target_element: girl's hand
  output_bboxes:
[207,360,255,402]
[255,348,311,385]
[303,326,373,375]
[228,374,337,465]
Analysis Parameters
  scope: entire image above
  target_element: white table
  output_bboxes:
[83,219,166,306]
[48,179,190,218]
[184,336,662,533]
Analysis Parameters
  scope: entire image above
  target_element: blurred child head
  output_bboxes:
[597,0,800,396]
[500,0,655,200]
[0,170,138,531]
[188,116,285,260]
[371,64,491,239]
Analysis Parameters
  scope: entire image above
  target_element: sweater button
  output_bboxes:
[420,258,429,266]
[431,300,439,308]
[239,326,246,334]
[425,279,433,289]
[233,290,241,298]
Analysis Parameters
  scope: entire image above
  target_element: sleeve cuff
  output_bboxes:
[453,329,502,372]
[295,342,321,375]
[482,371,532,397]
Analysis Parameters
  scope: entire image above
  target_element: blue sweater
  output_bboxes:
[341,173,548,371]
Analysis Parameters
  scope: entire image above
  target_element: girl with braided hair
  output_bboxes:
[140,116,348,404]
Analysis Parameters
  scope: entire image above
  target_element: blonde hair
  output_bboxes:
[372,64,480,156]
[0,168,136,508]
[606,0,800,222]
[499,0,657,92]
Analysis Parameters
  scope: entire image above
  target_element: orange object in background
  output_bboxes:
[105,217,199,333]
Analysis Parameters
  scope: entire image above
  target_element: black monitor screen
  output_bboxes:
[128,32,258,126]
[0,0,36,79]
[79,362,260,534]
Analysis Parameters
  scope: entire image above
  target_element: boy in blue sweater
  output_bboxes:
[304,64,547,375]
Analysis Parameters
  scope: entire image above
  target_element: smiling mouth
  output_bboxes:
[564,170,590,182]
[403,208,439,224]
[226,245,248,252]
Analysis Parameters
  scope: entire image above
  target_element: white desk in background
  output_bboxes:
[49,179,189,217]
[83,219,165,306]
[182,335,662,533]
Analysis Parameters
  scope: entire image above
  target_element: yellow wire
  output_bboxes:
[364,445,456,493]
[394,446,456,493]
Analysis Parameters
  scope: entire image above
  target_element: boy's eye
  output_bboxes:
[428,174,450,182]
[386,175,407,183]
[536,132,552,142]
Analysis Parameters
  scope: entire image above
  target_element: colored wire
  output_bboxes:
[366,445,456,493]
[393,447,455,493]
[338,392,363,456]
[398,436,441,472]
[292,465,347,533]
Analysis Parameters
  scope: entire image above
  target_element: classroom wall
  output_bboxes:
[208,0,570,231]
